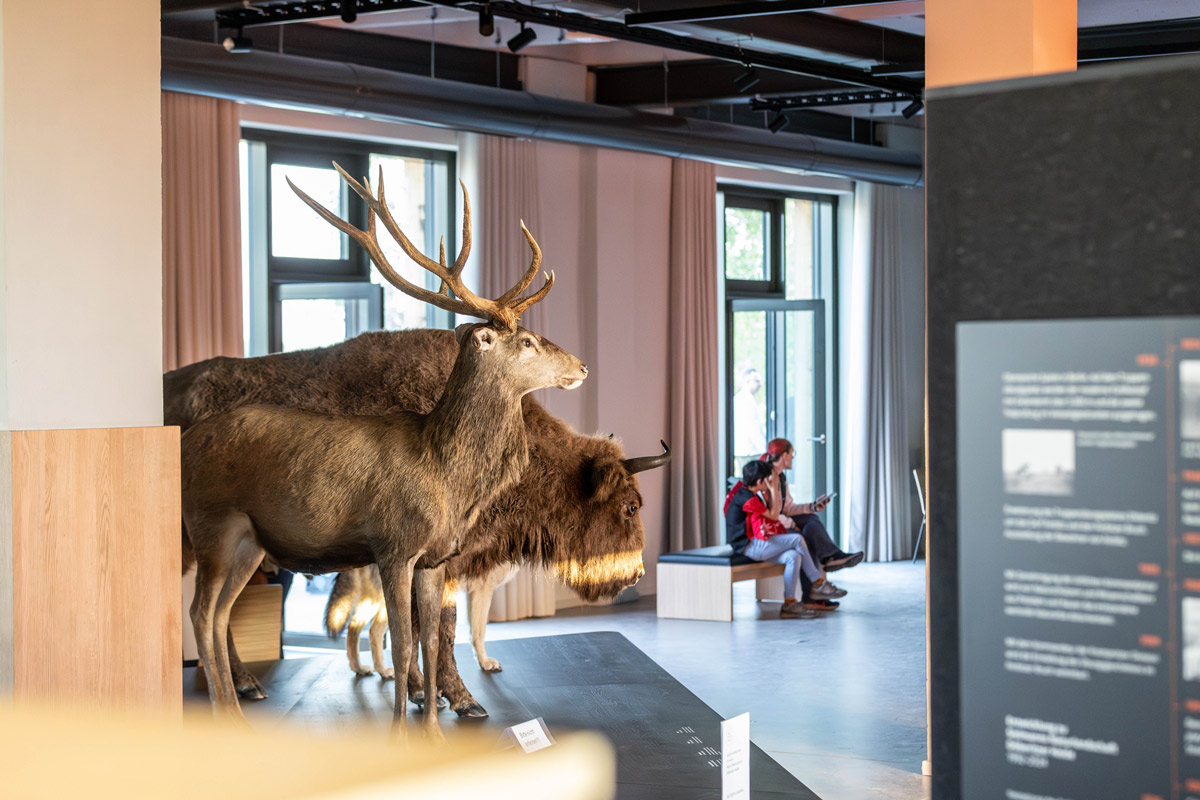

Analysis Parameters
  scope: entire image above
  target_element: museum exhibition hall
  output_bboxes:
[3,2,1200,799]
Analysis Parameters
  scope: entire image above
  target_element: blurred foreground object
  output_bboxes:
[0,703,615,799]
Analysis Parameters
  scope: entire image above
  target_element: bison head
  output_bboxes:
[548,439,670,602]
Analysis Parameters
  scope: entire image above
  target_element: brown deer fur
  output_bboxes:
[169,327,663,717]
[182,321,586,739]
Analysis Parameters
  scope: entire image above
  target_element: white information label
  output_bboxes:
[721,712,750,799]
[506,717,555,754]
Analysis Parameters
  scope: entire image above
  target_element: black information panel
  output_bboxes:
[959,317,1200,800]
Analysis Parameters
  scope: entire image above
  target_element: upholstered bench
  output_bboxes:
[656,545,785,621]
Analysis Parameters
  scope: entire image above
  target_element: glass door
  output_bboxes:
[728,298,828,502]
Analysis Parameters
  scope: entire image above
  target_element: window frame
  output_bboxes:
[241,128,457,355]
[719,183,841,535]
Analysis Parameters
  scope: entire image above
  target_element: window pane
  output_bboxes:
[368,153,436,329]
[281,298,360,352]
[780,308,818,498]
[731,310,768,475]
[784,198,815,299]
[271,164,344,259]
[724,207,769,281]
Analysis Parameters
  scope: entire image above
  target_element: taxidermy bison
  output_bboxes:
[169,326,668,717]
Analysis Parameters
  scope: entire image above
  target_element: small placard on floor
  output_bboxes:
[721,712,750,799]
[500,717,556,754]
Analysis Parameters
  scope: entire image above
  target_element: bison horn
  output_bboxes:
[623,440,671,474]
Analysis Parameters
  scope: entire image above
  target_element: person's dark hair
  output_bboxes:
[742,459,773,487]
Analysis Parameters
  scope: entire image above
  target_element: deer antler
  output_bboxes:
[286,163,553,332]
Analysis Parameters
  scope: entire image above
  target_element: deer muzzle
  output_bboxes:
[557,359,588,390]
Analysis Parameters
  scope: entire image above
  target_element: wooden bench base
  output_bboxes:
[656,561,786,622]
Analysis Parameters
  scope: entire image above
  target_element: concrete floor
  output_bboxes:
[450,561,932,800]
[220,560,930,800]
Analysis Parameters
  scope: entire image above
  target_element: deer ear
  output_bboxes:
[470,326,497,351]
[453,322,478,345]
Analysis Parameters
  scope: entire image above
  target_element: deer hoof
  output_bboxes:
[411,692,448,710]
[455,702,490,719]
[480,658,503,672]
[236,675,268,700]
[237,684,267,701]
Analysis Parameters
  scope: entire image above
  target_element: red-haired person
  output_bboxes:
[762,438,864,575]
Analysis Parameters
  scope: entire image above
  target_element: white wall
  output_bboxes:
[0,0,162,431]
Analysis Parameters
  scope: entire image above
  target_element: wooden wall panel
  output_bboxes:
[12,427,181,712]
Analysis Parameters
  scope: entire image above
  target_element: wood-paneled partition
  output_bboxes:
[10,428,180,711]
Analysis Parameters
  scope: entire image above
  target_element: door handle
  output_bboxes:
[808,434,827,445]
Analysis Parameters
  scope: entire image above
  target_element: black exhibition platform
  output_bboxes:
[185,631,818,799]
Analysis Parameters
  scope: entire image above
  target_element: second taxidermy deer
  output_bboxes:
[181,165,586,741]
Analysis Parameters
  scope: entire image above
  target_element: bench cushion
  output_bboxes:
[658,544,758,567]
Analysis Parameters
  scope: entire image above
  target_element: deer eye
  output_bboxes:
[522,338,533,348]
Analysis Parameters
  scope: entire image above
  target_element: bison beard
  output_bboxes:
[169,327,667,716]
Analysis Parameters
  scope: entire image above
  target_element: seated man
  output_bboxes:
[724,460,844,619]
[762,438,864,574]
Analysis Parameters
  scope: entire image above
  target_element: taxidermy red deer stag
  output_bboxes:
[169,326,669,717]
[181,164,586,741]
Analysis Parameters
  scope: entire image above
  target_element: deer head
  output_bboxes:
[288,164,587,397]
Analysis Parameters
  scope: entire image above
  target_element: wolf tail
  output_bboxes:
[324,572,356,638]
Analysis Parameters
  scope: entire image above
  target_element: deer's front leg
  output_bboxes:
[414,564,447,743]
[378,553,419,744]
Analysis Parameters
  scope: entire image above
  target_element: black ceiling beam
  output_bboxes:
[586,0,923,65]
[1079,18,1200,62]
[217,0,426,29]
[164,20,521,90]
[419,1,922,94]
[750,88,912,110]
[593,59,847,106]
[626,0,912,26]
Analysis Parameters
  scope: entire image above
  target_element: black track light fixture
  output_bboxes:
[479,3,494,37]
[508,22,537,53]
[340,0,357,24]
[733,65,760,93]
[768,111,790,134]
[222,27,253,53]
[901,98,924,119]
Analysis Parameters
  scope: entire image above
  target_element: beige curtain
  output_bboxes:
[845,183,912,561]
[477,135,557,623]
[161,91,243,371]
[667,158,721,552]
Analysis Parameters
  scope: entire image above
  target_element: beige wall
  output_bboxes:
[0,0,162,431]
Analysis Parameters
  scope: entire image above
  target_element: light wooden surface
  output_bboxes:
[2,702,615,800]
[657,560,787,621]
[227,583,282,662]
[11,427,181,711]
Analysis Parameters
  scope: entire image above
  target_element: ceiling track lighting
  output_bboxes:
[768,111,790,134]
[478,3,494,37]
[222,27,253,53]
[507,22,537,53]
[732,64,760,93]
[901,97,924,119]
[340,0,357,24]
